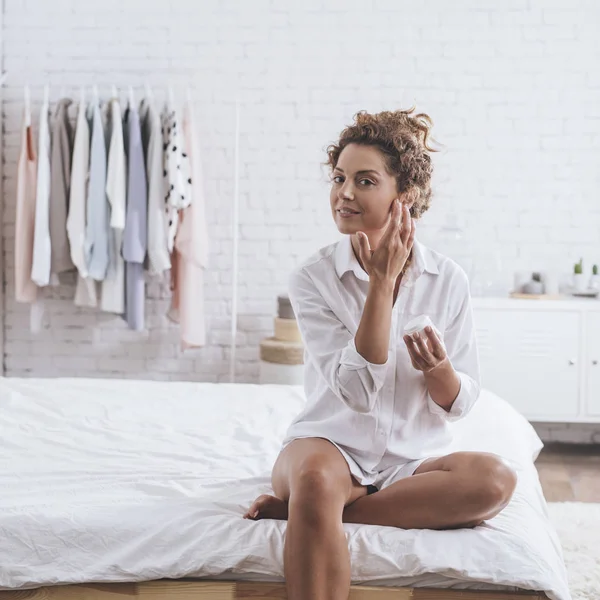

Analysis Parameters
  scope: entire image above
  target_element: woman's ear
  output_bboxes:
[401,198,415,215]
[401,188,417,217]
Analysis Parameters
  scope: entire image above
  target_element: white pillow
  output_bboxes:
[448,388,544,467]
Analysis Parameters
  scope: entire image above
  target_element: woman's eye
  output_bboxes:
[331,176,374,186]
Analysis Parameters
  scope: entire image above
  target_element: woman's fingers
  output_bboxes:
[382,198,402,245]
[414,332,434,365]
[356,231,371,269]
[407,216,416,248]
[404,335,426,370]
[424,326,446,360]
[400,203,411,244]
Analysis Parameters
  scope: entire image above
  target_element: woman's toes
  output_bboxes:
[243,494,288,521]
[243,496,262,519]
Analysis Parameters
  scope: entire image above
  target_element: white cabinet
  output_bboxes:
[472,298,599,423]
[585,312,600,417]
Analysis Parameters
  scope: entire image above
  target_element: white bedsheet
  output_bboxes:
[0,377,570,599]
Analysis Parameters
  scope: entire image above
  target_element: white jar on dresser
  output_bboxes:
[472,297,600,423]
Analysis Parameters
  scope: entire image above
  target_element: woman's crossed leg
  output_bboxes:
[243,437,368,600]
[243,439,518,598]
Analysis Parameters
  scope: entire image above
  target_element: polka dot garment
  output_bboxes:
[161,103,192,253]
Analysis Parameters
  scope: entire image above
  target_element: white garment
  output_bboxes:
[101,98,126,314]
[282,236,481,488]
[140,98,170,275]
[30,98,51,287]
[67,100,97,308]
[161,102,191,252]
[84,102,109,281]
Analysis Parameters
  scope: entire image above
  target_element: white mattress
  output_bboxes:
[0,377,571,599]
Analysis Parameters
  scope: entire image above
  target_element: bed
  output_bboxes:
[0,377,571,600]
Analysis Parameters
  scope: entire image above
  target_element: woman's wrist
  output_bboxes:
[423,357,453,378]
[369,275,396,294]
[423,360,461,410]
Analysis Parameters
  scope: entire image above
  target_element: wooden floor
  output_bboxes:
[536,442,600,502]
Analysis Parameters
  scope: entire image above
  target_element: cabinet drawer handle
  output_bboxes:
[568,359,576,366]
[593,360,598,366]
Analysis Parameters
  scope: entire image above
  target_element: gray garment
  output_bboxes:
[84,102,110,281]
[123,105,147,331]
[139,98,170,274]
[49,98,74,274]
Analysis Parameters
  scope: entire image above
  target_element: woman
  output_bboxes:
[244,108,518,600]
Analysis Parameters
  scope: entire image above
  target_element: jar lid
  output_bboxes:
[403,314,432,335]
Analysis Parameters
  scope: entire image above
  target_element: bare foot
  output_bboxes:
[243,494,289,521]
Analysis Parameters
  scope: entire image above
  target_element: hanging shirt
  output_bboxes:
[31,97,52,287]
[67,99,97,307]
[101,97,126,314]
[15,102,38,303]
[49,98,74,277]
[122,105,147,331]
[169,97,209,349]
[161,102,191,253]
[140,98,170,275]
[84,101,110,282]
[281,236,481,486]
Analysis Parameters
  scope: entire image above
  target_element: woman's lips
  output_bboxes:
[337,210,361,218]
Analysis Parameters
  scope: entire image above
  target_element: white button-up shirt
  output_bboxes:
[282,235,481,476]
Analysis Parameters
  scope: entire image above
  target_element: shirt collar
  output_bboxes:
[334,234,439,284]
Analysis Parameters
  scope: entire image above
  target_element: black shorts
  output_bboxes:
[366,484,378,495]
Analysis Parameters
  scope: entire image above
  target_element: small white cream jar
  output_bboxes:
[403,314,434,336]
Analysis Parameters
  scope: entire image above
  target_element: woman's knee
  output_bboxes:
[272,439,353,516]
[445,451,517,512]
[287,466,350,528]
[467,453,518,512]
[291,454,350,501]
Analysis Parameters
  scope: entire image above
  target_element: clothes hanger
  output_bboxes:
[93,83,99,105]
[43,83,49,106]
[144,81,153,102]
[111,84,117,100]
[128,85,135,108]
[168,83,175,108]
[79,85,85,109]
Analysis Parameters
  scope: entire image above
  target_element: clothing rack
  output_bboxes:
[11,80,243,373]
[14,82,213,352]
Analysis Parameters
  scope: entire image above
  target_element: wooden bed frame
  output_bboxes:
[0,580,549,599]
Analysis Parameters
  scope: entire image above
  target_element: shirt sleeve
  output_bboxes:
[289,268,392,414]
[427,267,481,422]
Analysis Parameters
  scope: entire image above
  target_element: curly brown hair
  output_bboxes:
[325,107,439,218]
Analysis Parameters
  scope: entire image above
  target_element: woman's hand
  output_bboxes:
[356,198,415,284]
[403,325,448,373]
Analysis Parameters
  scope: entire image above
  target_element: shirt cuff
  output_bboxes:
[427,370,475,422]
[340,337,392,388]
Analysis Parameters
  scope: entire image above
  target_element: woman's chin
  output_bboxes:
[334,214,362,232]
[335,223,360,235]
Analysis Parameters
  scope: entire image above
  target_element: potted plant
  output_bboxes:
[574,258,587,292]
[522,272,544,295]
[590,264,600,290]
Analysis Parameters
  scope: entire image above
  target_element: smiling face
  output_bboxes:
[330,143,412,252]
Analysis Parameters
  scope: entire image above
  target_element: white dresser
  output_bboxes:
[472,297,600,424]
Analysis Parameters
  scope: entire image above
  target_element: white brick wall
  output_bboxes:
[2,1,600,441]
